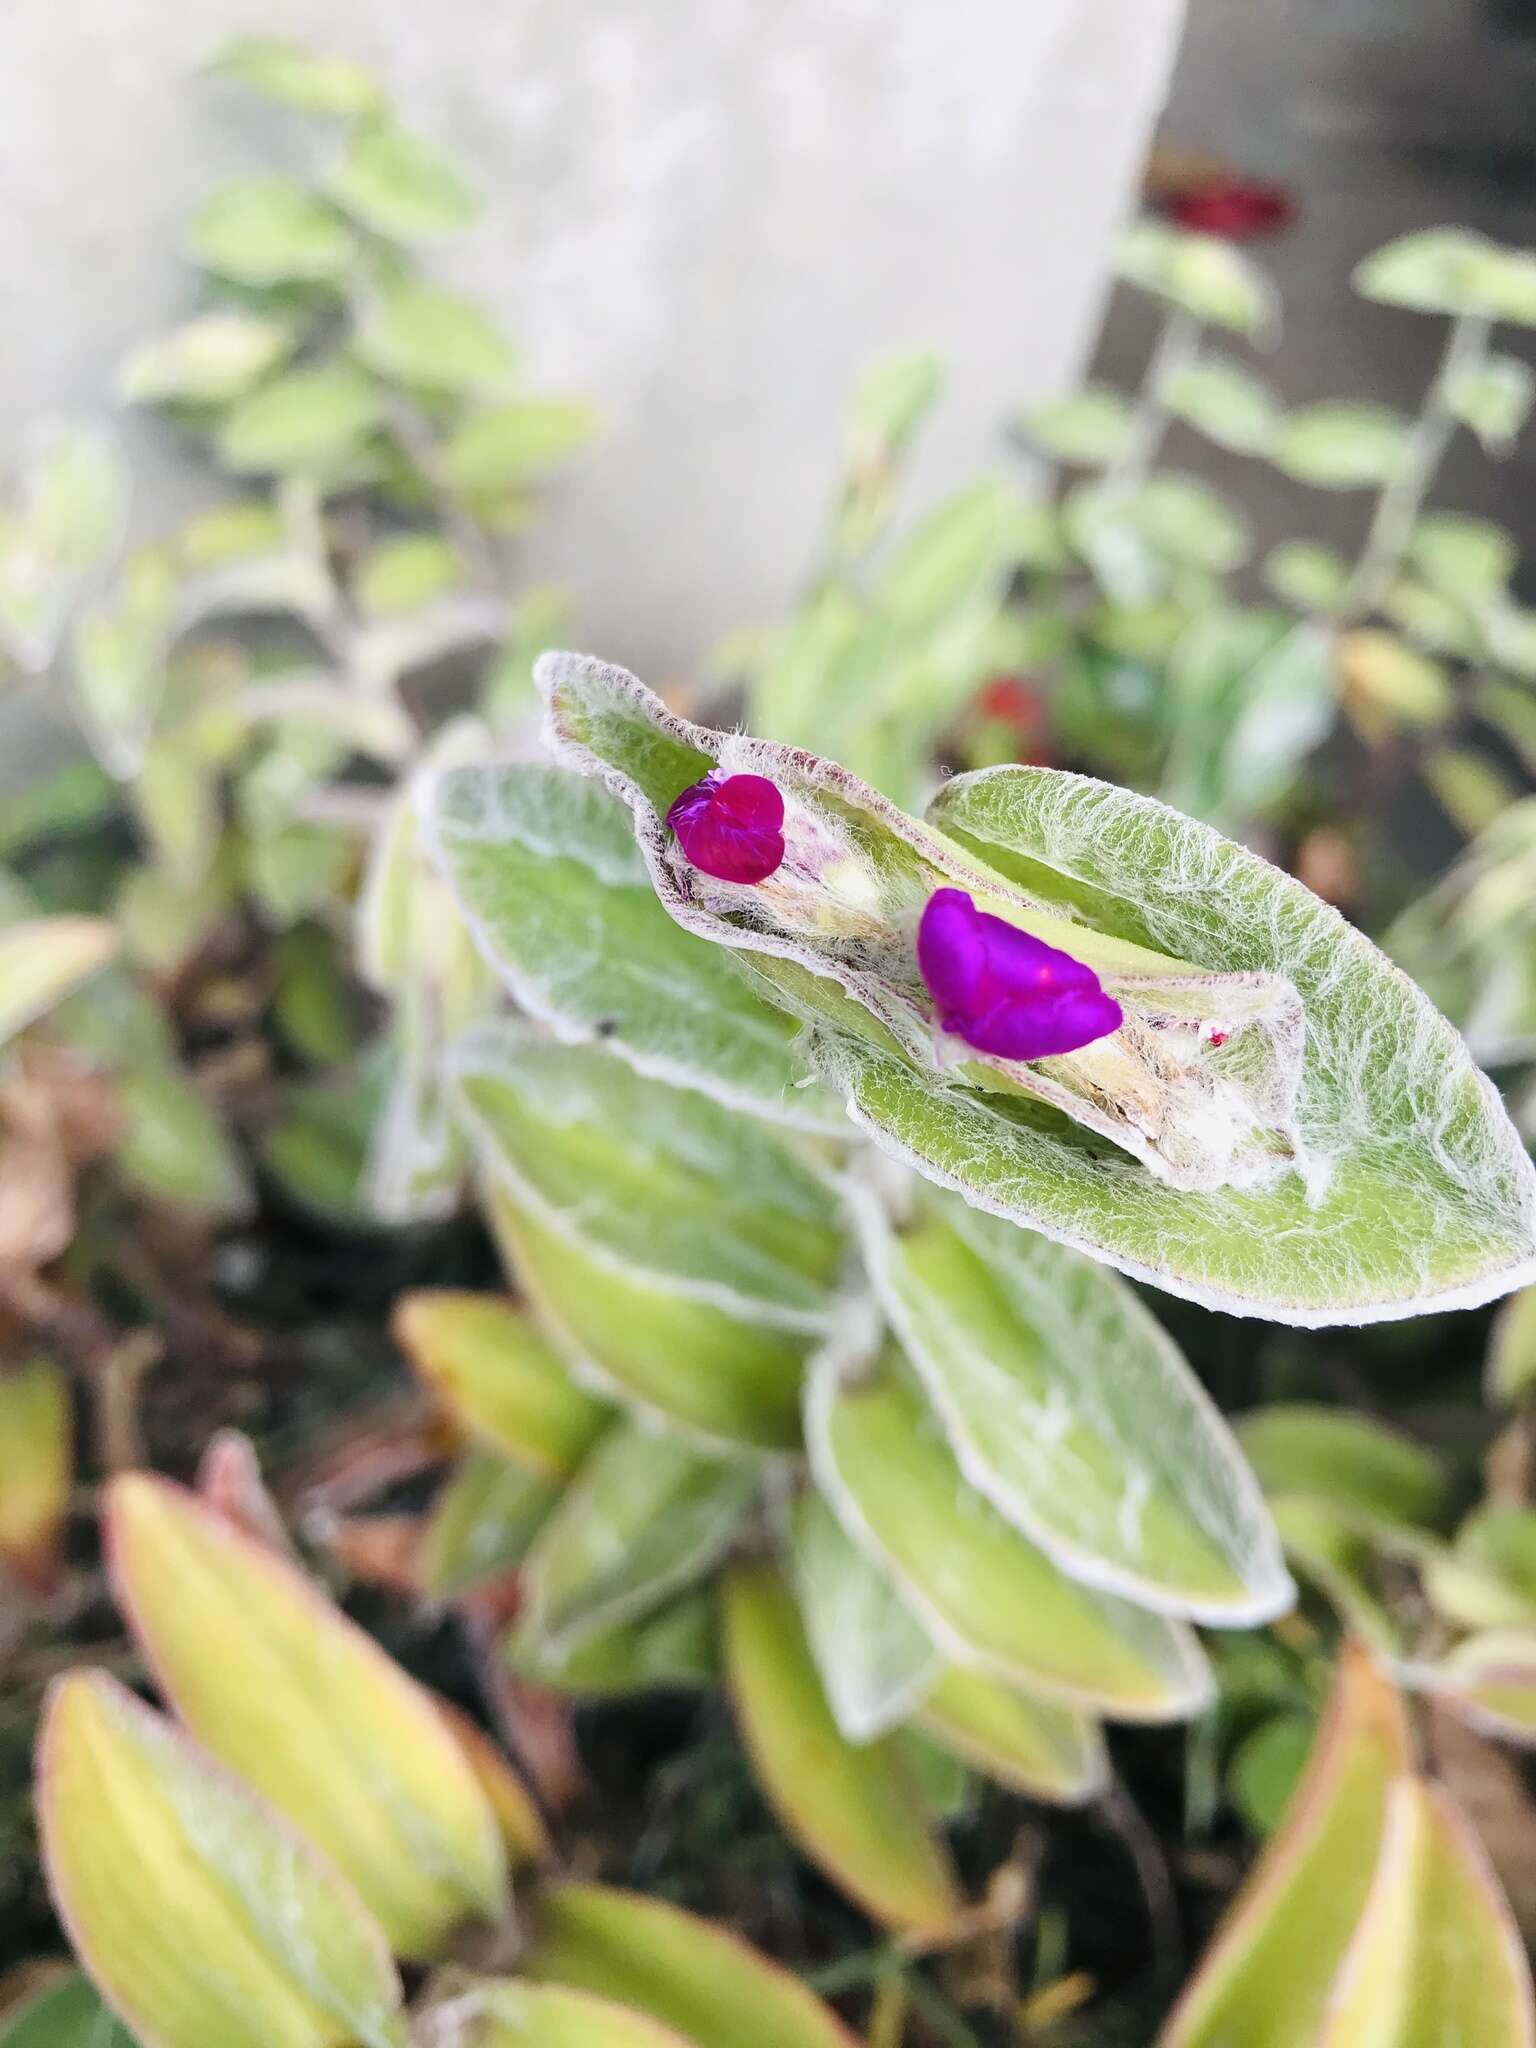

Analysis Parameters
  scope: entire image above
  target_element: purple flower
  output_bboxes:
[917,888,1123,1062]
[666,771,786,884]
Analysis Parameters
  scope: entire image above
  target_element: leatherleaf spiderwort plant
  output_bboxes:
[403,647,1536,1945]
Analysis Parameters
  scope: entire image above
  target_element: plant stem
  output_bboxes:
[1106,307,1201,495]
[1341,312,1489,619]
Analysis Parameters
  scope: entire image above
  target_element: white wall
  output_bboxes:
[0,0,1185,684]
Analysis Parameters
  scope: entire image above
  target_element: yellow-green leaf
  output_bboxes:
[393,1290,608,1477]
[327,121,478,241]
[1318,1776,1534,2047]
[1489,1287,1536,1403]
[913,1666,1107,1805]
[432,1696,549,1868]
[0,916,116,1046]
[38,1671,404,2048]
[218,363,382,477]
[105,1473,508,1957]
[486,1188,808,1454]
[807,1348,1212,1721]
[119,312,296,406]
[209,36,383,117]
[517,1422,755,1653]
[722,1562,962,1936]
[469,1980,695,2048]
[522,1882,859,2048]
[355,282,516,393]
[186,178,353,286]
[418,1450,559,1596]
[0,1357,71,1591]
[1158,1641,1413,2047]
[1236,1406,1446,1528]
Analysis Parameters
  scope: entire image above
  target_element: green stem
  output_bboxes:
[1341,312,1489,619]
[1106,307,1201,494]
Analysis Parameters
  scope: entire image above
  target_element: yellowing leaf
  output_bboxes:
[0,1357,71,1592]
[432,1696,549,1867]
[722,1562,962,1936]
[105,1473,508,1957]
[393,1290,608,1477]
[914,1666,1107,1805]
[469,1980,695,2048]
[522,1882,860,2048]
[327,121,478,241]
[0,917,116,1045]
[37,1671,404,2048]
[1159,1641,1412,2047]
[1318,1777,1535,2048]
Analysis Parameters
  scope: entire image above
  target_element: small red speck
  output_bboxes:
[1209,1030,1228,1049]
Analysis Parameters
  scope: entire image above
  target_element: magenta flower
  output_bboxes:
[666,771,786,883]
[917,888,1123,1062]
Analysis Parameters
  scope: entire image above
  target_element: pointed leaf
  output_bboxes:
[722,1562,962,1935]
[807,1345,1212,1721]
[432,1697,549,1867]
[0,917,116,1045]
[470,1981,696,2048]
[1318,1776,1535,2047]
[857,1183,1288,1621]
[72,551,176,774]
[0,1357,71,1592]
[1236,1406,1445,1528]
[1158,1641,1413,2048]
[914,1665,1107,1804]
[105,1474,508,1957]
[522,1882,860,2048]
[519,1421,755,1652]
[506,1587,718,1698]
[38,1671,404,2048]
[427,761,842,1130]
[454,1023,841,1328]
[394,1289,608,1477]
[419,1450,559,1596]
[1416,1629,1536,1745]
[790,1493,940,1742]
[485,1186,809,1453]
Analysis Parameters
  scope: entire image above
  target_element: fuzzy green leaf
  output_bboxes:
[427,760,843,1129]
[518,1421,756,1653]
[454,1023,841,1328]
[807,1345,1212,1720]
[856,1184,1289,1621]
